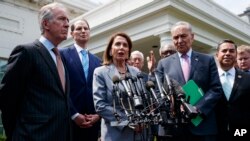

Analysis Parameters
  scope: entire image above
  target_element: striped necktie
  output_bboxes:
[52,47,65,92]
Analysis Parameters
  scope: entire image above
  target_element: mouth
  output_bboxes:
[118,51,125,55]
[80,34,87,37]
[61,31,68,35]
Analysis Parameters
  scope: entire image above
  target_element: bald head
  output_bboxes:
[130,50,144,70]
[159,43,176,58]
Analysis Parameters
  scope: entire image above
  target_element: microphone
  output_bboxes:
[137,72,149,100]
[137,72,151,113]
[145,81,159,103]
[119,76,134,118]
[131,76,144,99]
[112,75,121,99]
[120,76,132,97]
[172,81,198,119]
[164,74,173,95]
[125,73,136,96]
[125,73,143,109]
[112,75,121,121]
[154,71,166,99]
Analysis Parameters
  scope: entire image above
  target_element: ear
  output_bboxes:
[191,33,194,41]
[109,51,112,56]
[42,20,50,31]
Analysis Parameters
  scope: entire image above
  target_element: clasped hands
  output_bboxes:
[74,114,100,128]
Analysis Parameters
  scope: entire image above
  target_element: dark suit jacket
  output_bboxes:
[60,46,102,140]
[0,40,71,141]
[60,45,102,116]
[216,69,250,140]
[156,51,222,135]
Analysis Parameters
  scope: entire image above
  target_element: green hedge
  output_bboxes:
[0,134,6,141]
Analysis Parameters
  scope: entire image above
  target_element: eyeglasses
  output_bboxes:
[161,50,176,55]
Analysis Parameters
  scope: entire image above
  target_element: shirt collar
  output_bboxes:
[74,43,88,54]
[218,67,236,77]
[39,36,55,51]
[177,48,192,58]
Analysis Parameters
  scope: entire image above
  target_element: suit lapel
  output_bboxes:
[172,54,186,84]
[35,40,58,78]
[34,40,65,94]
[229,69,243,101]
[68,47,86,83]
[189,51,199,80]
[88,53,98,81]
[107,64,119,81]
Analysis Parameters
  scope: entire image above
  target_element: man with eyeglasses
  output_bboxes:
[159,43,177,58]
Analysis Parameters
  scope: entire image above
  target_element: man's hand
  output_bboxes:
[147,50,156,73]
[74,114,92,128]
[84,114,100,125]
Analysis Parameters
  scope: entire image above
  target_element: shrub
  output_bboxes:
[0,134,6,141]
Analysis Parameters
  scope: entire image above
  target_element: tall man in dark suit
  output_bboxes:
[156,21,222,141]
[0,2,71,141]
[215,39,250,141]
[60,18,101,141]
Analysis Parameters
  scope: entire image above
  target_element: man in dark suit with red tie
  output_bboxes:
[60,19,101,141]
[215,39,250,141]
[156,21,222,141]
[0,2,71,141]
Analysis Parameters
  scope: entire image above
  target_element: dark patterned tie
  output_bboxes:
[52,47,65,92]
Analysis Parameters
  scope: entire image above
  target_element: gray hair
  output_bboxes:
[38,2,67,34]
[171,21,192,34]
[159,43,175,55]
[131,50,144,61]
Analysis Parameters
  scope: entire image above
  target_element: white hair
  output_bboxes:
[130,50,144,61]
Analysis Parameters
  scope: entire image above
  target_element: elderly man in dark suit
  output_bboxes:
[60,18,101,141]
[0,2,71,141]
[156,21,222,141]
[215,39,250,141]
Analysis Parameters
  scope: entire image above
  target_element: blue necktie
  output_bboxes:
[222,72,232,100]
[81,50,89,79]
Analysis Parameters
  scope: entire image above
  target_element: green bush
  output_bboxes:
[0,134,6,141]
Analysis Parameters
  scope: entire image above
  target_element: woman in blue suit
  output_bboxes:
[93,32,142,141]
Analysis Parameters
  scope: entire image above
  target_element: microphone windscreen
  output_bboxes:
[112,75,120,83]
[146,81,155,90]
[132,76,137,82]
[125,73,132,80]
[137,72,143,79]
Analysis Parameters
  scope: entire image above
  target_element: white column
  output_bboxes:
[159,32,172,47]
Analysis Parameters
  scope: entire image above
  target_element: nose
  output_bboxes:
[177,37,183,43]
[64,20,69,28]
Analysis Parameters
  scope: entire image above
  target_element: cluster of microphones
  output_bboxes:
[111,72,198,135]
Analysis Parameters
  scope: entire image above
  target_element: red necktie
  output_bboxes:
[52,47,65,92]
[181,54,190,82]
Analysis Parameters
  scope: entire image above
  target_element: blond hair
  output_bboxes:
[237,45,250,54]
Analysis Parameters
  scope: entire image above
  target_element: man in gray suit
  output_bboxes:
[156,21,222,141]
[0,2,71,141]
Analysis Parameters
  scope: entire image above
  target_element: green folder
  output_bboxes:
[182,80,204,126]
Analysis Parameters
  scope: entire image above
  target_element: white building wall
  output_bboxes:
[0,2,40,59]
